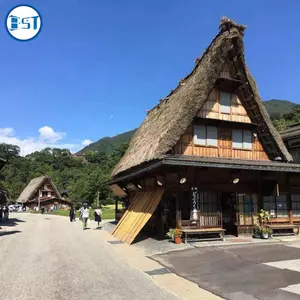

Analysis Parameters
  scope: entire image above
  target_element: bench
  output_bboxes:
[182,228,226,243]
[266,224,300,236]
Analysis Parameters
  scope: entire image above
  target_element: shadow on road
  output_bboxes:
[0,230,21,237]
[0,218,25,227]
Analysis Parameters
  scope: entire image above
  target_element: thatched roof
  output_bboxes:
[17,175,62,203]
[112,17,292,177]
[281,123,300,141]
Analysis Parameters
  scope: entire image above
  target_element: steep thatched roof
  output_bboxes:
[17,175,62,203]
[112,17,292,177]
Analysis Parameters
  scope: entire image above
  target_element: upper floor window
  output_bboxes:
[220,92,231,113]
[194,125,217,147]
[232,129,252,150]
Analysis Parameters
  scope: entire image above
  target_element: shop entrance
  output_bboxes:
[221,192,237,236]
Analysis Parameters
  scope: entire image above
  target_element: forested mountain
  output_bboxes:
[0,99,299,206]
[264,99,299,119]
[77,130,136,155]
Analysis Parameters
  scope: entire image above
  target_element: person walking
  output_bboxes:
[69,206,74,222]
[79,206,84,221]
[94,207,102,228]
[73,207,76,221]
[82,204,89,230]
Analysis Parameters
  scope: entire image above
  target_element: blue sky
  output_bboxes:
[1,0,300,154]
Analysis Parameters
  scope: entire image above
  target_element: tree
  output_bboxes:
[0,143,20,161]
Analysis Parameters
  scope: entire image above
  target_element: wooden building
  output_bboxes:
[108,17,300,244]
[281,123,300,163]
[17,175,72,210]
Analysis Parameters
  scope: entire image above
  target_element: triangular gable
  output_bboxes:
[17,176,62,203]
[112,17,292,177]
[198,62,251,123]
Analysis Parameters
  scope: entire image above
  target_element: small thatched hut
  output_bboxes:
[17,175,72,210]
[108,17,300,244]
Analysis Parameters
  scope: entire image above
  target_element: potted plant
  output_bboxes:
[258,209,270,227]
[253,223,261,239]
[166,228,175,241]
[260,226,272,239]
[166,228,182,244]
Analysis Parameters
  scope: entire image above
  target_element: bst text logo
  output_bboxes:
[6,5,42,41]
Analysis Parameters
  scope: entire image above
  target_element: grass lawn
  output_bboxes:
[49,206,115,220]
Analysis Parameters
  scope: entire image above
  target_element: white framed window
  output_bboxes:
[220,92,231,113]
[232,129,252,150]
[194,125,218,147]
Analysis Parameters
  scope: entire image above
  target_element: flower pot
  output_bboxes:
[174,236,182,244]
[261,233,269,239]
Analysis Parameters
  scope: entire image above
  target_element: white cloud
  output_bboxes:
[81,139,93,146]
[38,126,65,142]
[0,128,15,137]
[0,126,81,156]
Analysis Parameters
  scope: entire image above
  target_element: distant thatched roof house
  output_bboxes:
[17,175,71,208]
[112,17,292,178]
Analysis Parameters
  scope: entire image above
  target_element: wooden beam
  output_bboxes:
[176,191,182,229]
[115,198,118,218]
[287,173,293,224]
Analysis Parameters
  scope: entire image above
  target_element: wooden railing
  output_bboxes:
[182,212,223,229]
[237,213,258,226]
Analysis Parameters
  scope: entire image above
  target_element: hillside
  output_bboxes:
[77,129,136,155]
[77,99,299,155]
[264,99,298,119]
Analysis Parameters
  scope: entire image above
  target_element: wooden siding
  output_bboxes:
[219,62,231,79]
[173,125,269,160]
[197,88,251,123]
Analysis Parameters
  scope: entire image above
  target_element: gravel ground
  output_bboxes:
[0,213,180,300]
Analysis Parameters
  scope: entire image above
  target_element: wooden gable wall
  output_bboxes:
[198,88,251,123]
[172,64,269,161]
[172,124,269,160]
[198,63,251,123]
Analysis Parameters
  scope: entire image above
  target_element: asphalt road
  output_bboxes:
[0,213,180,300]
[152,242,300,300]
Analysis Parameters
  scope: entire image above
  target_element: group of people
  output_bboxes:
[69,204,102,230]
[0,206,9,221]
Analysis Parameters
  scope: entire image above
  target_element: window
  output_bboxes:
[194,125,217,147]
[237,194,258,225]
[292,195,300,217]
[232,129,252,150]
[198,192,220,213]
[220,92,231,113]
[263,195,288,217]
[238,194,258,215]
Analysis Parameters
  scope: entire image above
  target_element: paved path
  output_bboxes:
[152,242,300,300]
[0,213,180,300]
